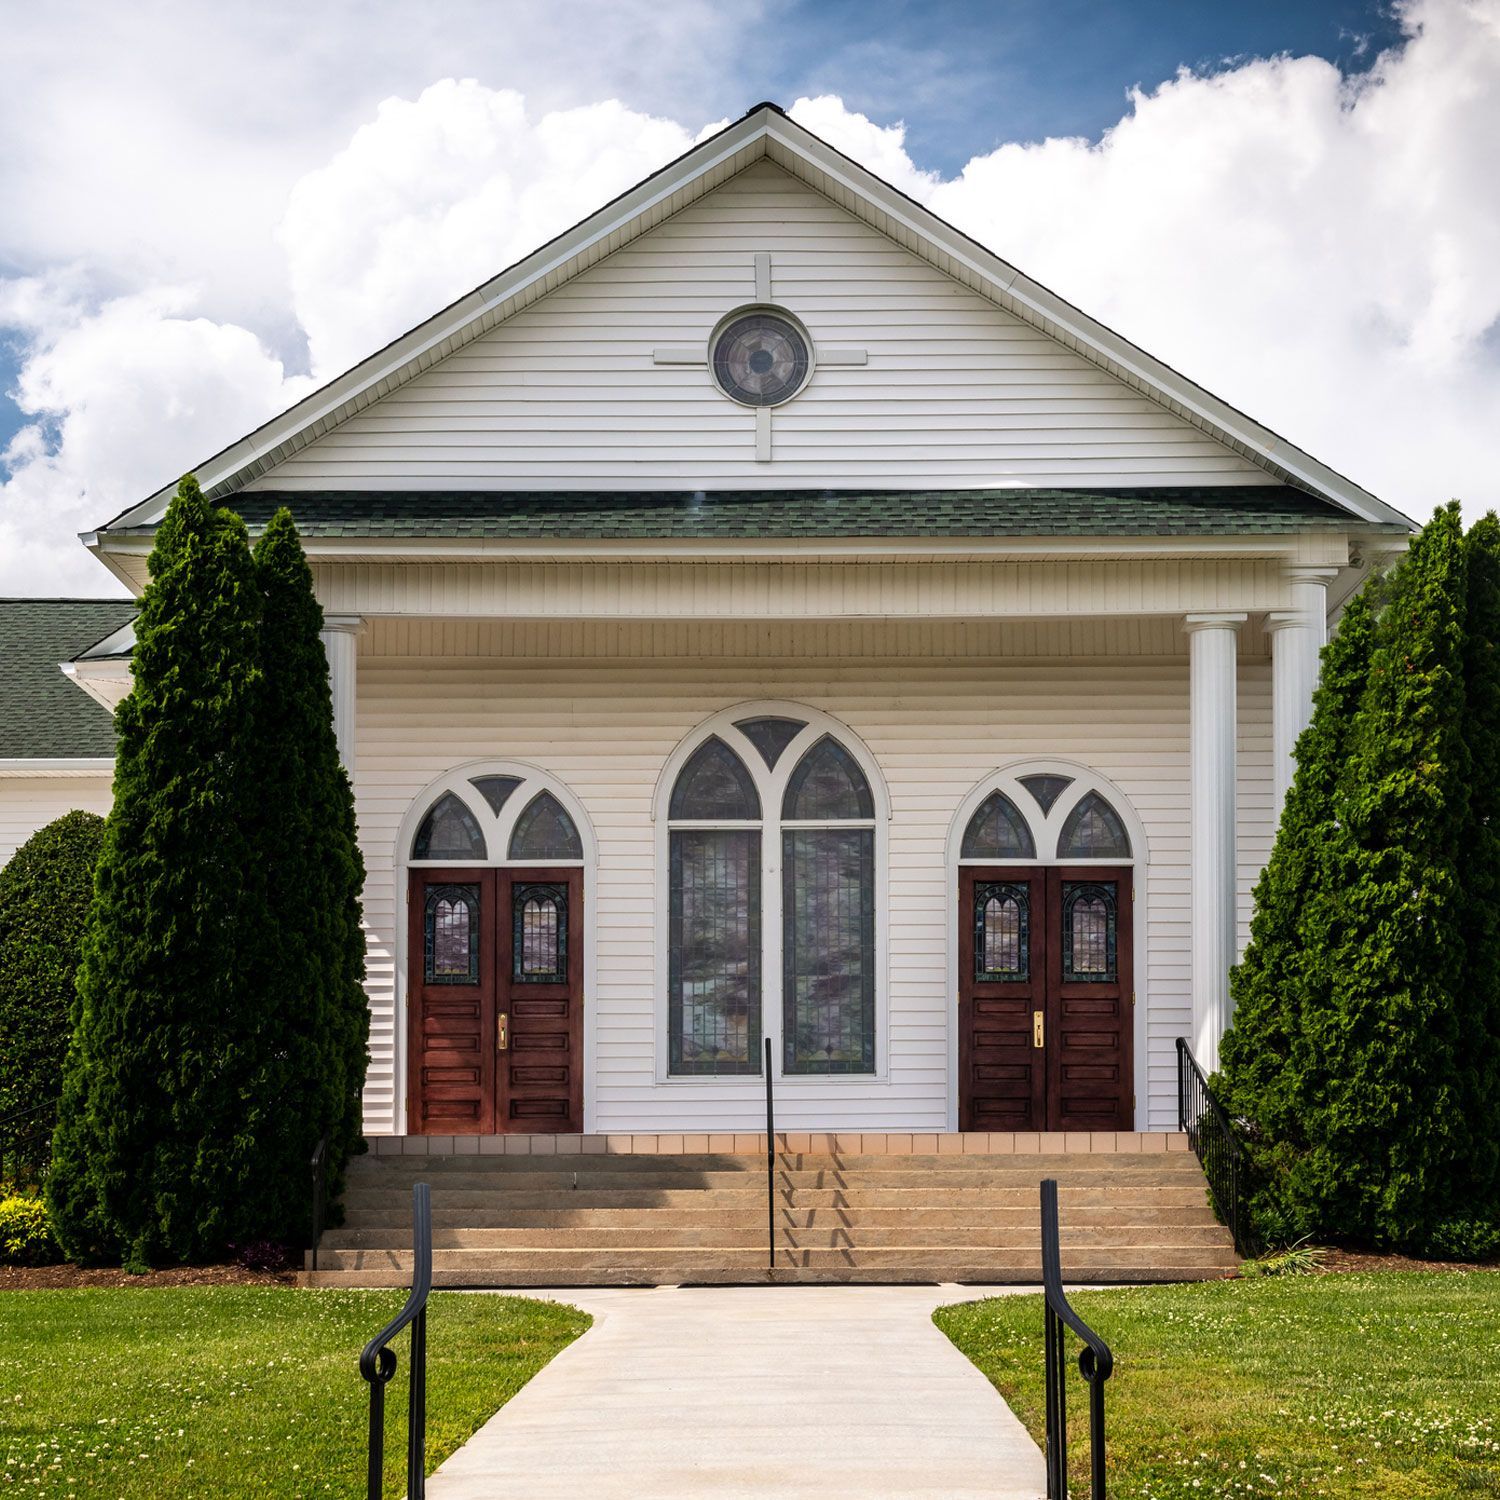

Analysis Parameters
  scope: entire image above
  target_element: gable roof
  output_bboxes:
[94,102,1412,538]
[0,599,136,758]
[176,485,1396,543]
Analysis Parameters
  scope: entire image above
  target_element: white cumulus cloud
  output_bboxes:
[3,0,1500,595]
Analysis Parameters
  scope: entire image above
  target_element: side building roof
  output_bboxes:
[0,599,137,759]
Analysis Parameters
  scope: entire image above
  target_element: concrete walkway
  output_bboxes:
[426,1284,1046,1499]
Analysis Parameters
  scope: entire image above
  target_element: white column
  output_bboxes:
[320,614,365,775]
[1185,613,1246,1072]
[1265,568,1337,814]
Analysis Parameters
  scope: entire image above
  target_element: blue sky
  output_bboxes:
[0,0,1403,455]
[3,0,1497,591]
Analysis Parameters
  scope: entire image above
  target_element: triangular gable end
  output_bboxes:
[95,103,1411,533]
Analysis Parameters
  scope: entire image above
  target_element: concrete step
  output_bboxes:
[312,1242,1237,1270]
[301,1262,1233,1288]
[350,1151,1200,1174]
[337,1201,1220,1230]
[341,1184,1215,1212]
[317,1222,1236,1251]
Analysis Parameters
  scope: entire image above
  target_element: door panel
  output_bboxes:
[1047,867,1133,1132]
[958,865,1133,1132]
[408,869,496,1133]
[498,869,584,1132]
[958,868,1046,1131]
[408,866,583,1134]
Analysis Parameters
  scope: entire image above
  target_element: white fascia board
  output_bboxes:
[61,660,133,713]
[0,757,114,777]
[762,119,1413,531]
[89,529,1356,565]
[104,117,773,534]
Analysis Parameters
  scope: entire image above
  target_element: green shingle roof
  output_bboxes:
[103,486,1395,541]
[0,599,136,758]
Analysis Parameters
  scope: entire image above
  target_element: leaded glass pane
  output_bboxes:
[424,884,479,984]
[733,716,807,769]
[413,792,487,861]
[1062,881,1117,982]
[469,774,522,816]
[670,737,761,821]
[509,791,583,860]
[1058,792,1131,858]
[960,791,1036,859]
[670,830,761,1074]
[783,827,875,1073]
[782,737,874,821]
[975,881,1028,981]
[512,882,567,982]
[1019,773,1073,815]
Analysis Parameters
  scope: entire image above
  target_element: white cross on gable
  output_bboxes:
[650,252,868,462]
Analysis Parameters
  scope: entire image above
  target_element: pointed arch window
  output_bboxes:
[668,735,761,1075]
[1058,792,1131,859]
[509,791,583,861]
[780,737,876,1075]
[960,791,1035,860]
[412,792,487,861]
[670,736,762,820]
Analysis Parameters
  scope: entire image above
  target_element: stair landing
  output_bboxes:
[303,1132,1239,1288]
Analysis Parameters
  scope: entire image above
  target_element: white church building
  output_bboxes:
[5,103,1411,1146]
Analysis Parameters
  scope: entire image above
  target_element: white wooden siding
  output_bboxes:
[0,775,114,867]
[352,617,1273,1135]
[255,159,1263,492]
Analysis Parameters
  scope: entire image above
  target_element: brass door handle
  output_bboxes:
[497,1013,509,1051]
[1033,1010,1044,1049]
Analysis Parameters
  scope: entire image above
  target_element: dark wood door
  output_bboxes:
[408,867,583,1134]
[958,868,1047,1131]
[959,866,1132,1132]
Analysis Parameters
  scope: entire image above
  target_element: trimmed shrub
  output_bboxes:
[0,1192,60,1266]
[0,810,106,1176]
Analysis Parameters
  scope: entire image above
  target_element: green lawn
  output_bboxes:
[936,1272,1500,1499]
[0,1287,590,1497]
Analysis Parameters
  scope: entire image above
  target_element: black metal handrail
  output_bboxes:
[360,1182,432,1500]
[310,1131,330,1273]
[1041,1177,1113,1500]
[0,1096,60,1185]
[1176,1037,1255,1256]
[763,1035,776,1272]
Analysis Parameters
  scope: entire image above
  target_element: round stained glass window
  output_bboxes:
[711,310,810,406]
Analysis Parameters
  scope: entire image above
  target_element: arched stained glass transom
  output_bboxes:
[510,791,583,861]
[669,736,761,820]
[961,791,1036,859]
[408,769,588,867]
[413,792,487,862]
[733,716,807,769]
[783,736,874,821]
[1058,791,1131,859]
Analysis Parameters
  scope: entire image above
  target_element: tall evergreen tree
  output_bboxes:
[1219,585,1378,1159]
[1287,503,1473,1247]
[48,477,267,1266]
[245,510,368,1242]
[1448,515,1500,1248]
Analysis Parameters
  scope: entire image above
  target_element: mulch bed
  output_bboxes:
[0,1262,298,1289]
[1319,1246,1499,1274]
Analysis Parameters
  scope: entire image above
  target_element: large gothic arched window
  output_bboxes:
[666,717,881,1077]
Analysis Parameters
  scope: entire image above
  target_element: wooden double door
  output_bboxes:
[408,867,583,1134]
[958,866,1133,1132]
